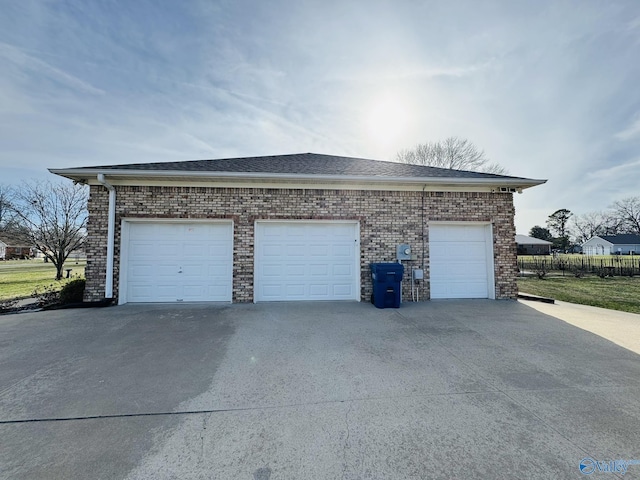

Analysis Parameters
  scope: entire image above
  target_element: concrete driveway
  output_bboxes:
[1,301,639,479]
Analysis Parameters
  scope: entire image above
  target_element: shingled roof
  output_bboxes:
[55,153,530,179]
[515,234,553,245]
[600,234,640,245]
[50,152,546,189]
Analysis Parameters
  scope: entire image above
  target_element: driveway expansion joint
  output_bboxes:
[0,390,514,425]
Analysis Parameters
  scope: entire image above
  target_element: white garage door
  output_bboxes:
[121,222,233,303]
[429,224,494,299]
[255,221,359,302]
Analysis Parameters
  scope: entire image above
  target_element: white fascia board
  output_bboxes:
[49,168,547,189]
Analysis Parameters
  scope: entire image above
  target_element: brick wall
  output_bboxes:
[85,185,517,303]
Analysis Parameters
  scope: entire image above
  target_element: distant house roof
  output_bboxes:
[0,236,32,247]
[599,234,640,245]
[515,234,553,245]
[50,153,546,190]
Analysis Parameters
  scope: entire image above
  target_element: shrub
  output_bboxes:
[0,298,19,313]
[33,284,61,308]
[60,279,85,304]
[534,263,547,279]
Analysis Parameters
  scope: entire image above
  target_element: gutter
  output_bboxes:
[96,174,115,300]
[49,168,547,190]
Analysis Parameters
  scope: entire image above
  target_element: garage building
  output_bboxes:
[51,153,545,304]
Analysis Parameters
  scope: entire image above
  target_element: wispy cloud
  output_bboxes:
[615,116,640,141]
[323,61,492,84]
[0,42,105,96]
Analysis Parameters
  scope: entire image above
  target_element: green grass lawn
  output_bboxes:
[0,259,86,300]
[517,276,640,314]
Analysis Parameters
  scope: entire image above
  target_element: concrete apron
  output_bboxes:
[519,299,640,355]
[1,300,639,480]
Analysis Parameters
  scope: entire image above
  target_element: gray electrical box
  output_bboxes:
[397,244,412,261]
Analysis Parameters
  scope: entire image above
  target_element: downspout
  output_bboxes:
[97,174,115,299]
[422,185,426,270]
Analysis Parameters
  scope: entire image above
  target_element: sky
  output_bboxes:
[1,0,639,234]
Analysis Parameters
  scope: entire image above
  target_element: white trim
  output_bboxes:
[428,222,496,299]
[50,168,546,190]
[80,178,510,193]
[485,224,496,299]
[253,219,361,303]
[118,218,234,305]
[119,217,233,224]
[429,220,495,225]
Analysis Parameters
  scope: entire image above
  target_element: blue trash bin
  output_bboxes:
[370,263,404,308]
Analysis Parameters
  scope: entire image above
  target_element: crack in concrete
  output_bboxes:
[198,413,209,463]
[341,401,353,480]
[3,383,617,425]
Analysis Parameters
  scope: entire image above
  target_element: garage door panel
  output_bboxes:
[182,265,205,278]
[206,263,229,277]
[205,244,232,258]
[430,225,486,242]
[442,241,485,255]
[309,284,329,296]
[464,263,488,276]
[309,245,329,256]
[145,242,179,257]
[332,245,353,257]
[309,264,328,276]
[432,261,486,277]
[261,285,280,298]
[332,264,352,276]
[155,285,181,300]
[128,284,153,298]
[255,222,359,302]
[285,284,305,297]
[128,263,153,278]
[261,264,282,277]
[287,244,306,256]
[263,245,282,257]
[182,283,205,294]
[128,241,157,258]
[285,225,307,236]
[129,223,160,239]
[333,284,354,296]
[123,222,232,303]
[286,264,306,276]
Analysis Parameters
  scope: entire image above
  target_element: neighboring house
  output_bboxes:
[50,153,545,304]
[582,234,640,255]
[515,234,552,255]
[0,240,6,260]
[0,237,34,260]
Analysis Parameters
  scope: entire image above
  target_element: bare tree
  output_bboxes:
[611,197,640,235]
[0,185,17,230]
[397,137,508,174]
[11,181,88,280]
[601,212,626,235]
[570,211,607,244]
